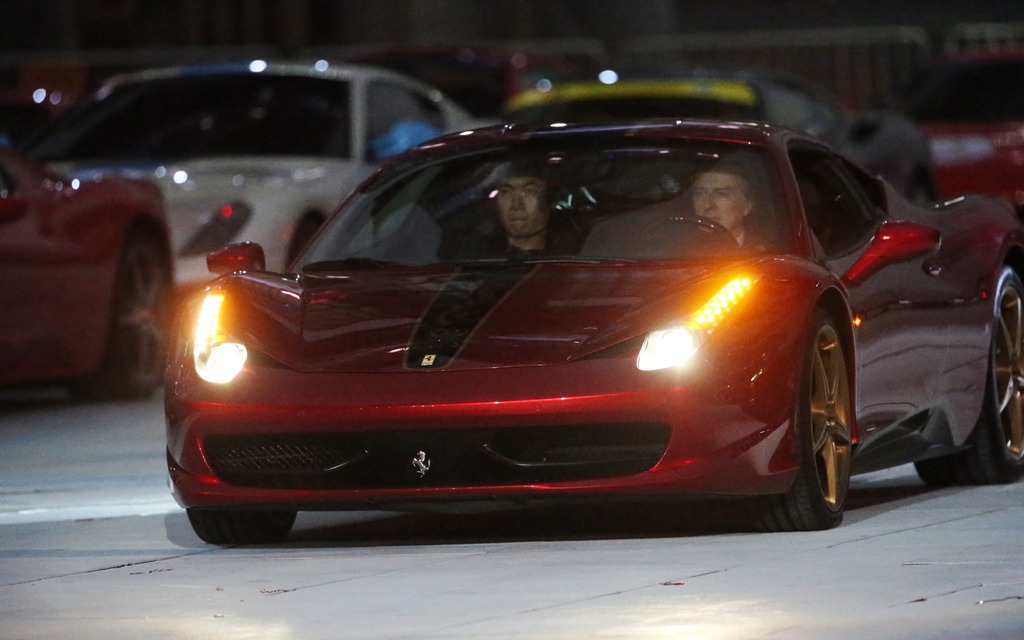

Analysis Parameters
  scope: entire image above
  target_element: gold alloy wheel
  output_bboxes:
[994,285,1024,460]
[809,324,853,508]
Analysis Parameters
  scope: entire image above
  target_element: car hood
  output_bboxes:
[213,261,760,372]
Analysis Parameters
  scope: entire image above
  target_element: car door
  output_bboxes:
[0,154,97,384]
[788,143,950,454]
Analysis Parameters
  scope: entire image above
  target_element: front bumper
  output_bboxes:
[165,353,801,511]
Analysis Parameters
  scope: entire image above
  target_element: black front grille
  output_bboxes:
[203,423,670,490]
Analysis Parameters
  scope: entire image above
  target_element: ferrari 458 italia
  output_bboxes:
[165,120,1024,544]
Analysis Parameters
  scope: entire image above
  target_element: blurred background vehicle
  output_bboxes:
[330,42,605,120]
[504,67,938,202]
[18,61,475,293]
[0,87,72,148]
[897,47,1024,211]
[0,148,172,399]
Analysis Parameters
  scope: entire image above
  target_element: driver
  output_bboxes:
[690,156,762,248]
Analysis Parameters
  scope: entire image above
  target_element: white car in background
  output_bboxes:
[21,61,474,292]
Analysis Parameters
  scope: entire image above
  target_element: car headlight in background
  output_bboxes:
[193,293,248,383]
[180,200,253,257]
[637,277,753,371]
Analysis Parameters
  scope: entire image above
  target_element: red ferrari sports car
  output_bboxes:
[165,120,1024,544]
[0,148,172,399]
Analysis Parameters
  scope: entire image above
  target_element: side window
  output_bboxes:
[366,82,445,161]
[790,146,877,257]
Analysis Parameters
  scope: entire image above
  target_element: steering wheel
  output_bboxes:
[674,216,740,250]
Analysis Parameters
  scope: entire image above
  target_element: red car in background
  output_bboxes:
[0,148,172,399]
[901,48,1024,210]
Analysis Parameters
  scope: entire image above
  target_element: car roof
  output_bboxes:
[95,60,442,93]
[417,119,803,152]
[504,66,841,112]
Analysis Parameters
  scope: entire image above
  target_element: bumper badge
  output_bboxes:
[412,451,431,477]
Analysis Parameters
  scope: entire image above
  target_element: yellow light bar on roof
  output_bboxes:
[508,79,758,111]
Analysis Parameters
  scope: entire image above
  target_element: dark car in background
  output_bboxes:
[899,48,1024,211]
[335,43,604,119]
[505,68,938,201]
[0,148,172,399]
[0,88,71,148]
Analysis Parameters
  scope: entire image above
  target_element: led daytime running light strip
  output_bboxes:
[690,277,752,331]
[195,294,226,351]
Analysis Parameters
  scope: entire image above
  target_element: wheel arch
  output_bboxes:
[815,285,859,444]
[1003,245,1024,289]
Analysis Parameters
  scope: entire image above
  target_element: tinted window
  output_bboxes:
[360,56,505,117]
[904,60,1024,123]
[24,73,351,161]
[790,146,877,257]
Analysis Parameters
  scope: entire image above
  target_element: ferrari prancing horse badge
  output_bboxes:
[412,451,431,477]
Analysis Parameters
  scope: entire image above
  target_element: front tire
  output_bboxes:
[754,310,853,531]
[187,508,297,545]
[915,267,1024,485]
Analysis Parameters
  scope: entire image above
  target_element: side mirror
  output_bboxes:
[0,191,27,223]
[843,221,940,285]
[207,242,266,276]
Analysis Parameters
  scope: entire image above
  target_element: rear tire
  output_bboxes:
[187,508,297,545]
[69,230,170,400]
[754,310,852,531]
[915,267,1024,485]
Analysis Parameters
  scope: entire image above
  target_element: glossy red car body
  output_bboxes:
[166,120,1024,542]
[0,148,172,397]
[901,48,1024,210]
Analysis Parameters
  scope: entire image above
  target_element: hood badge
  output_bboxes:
[412,451,431,477]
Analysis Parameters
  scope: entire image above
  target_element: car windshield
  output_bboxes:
[22,73,352,162]
[299,140,790,269]
[903,59,1024,123]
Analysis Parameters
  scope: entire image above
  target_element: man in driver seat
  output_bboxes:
[690,155,766,249]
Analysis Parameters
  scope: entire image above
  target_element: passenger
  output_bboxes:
[484,159,578,256]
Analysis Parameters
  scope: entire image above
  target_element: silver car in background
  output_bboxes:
[21,61,475,292]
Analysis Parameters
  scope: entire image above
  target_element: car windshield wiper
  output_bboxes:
[447,255,635,266]
[515,255,637,264]
[301,258,400,272]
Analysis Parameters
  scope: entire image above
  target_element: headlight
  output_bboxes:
[637,326,700,371]
[193,293,248,383]
[637,277,753,371]
[180,201,253,257]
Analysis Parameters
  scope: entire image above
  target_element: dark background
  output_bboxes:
[1,1,1022,109]
[1,1,1021,51]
